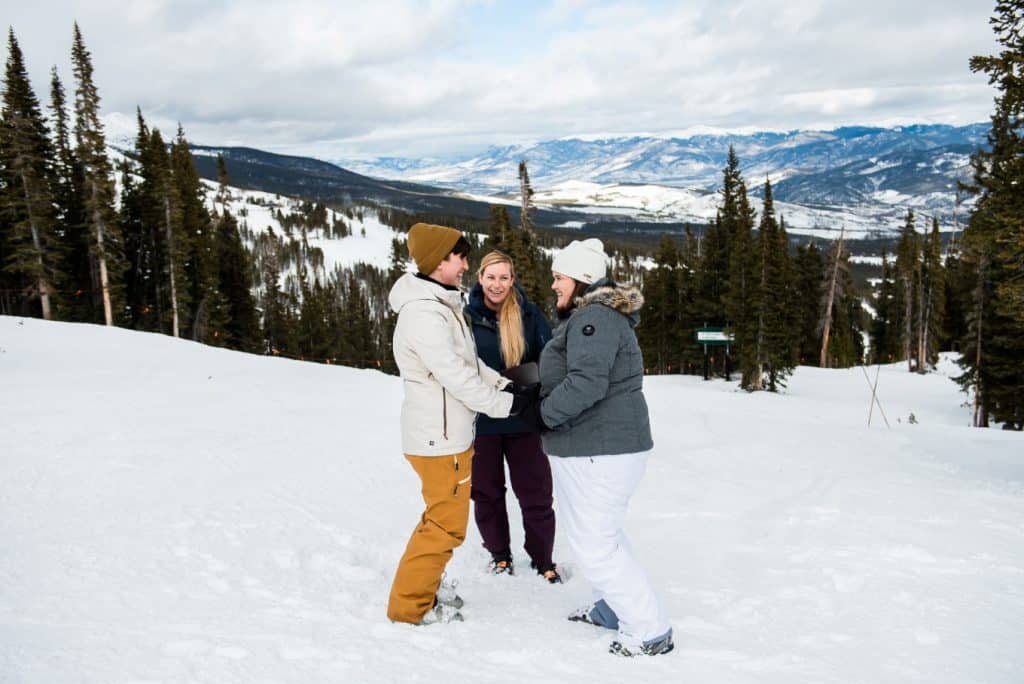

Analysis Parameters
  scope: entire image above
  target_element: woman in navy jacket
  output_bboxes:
[466,250,560,582]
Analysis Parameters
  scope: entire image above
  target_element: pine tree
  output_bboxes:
[676,225,703,374]
[919,218,946,369]
[894,210,920,371]
[259,229,293,356]
[379,237,408,370]
[704,150,740,323]
[118,155,146,327]
[485,204,512,251]
[0,29,62,319]
[48,66,90,322]
[342,271,375,368]
[518,160,535,233]
[830,265,866,368]
[515,161,548,304]
[215,154,230,205]
[215,208,260,352]
[298,271,331,361]
[752,184,796,391]
[957,1,1024,429]
[942,249,969,355]
[722,149,756,385]
[171,125,227,343]
[120,109,160,330]
[794,241,824,365]
[639,233,681,373]
[870,251,901,364]
[148,127,189,336]
[387,237,408,282]
[72,23,124,325]
[694,213,730,327]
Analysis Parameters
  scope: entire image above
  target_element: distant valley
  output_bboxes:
[336,123,987,240]
[178,123,988,249]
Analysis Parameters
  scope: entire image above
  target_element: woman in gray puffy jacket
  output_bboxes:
[527,238,673,658]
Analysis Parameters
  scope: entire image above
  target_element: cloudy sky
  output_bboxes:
[7,0,1000,159]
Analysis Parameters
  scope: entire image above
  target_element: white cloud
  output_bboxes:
[7,0,999,158]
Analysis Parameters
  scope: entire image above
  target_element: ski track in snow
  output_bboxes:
[1,318,1022,683]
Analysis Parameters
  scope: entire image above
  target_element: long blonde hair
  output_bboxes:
[477,251,526,368]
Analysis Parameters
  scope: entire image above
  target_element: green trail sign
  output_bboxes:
[694,326,734,380]
[694,327,734,346]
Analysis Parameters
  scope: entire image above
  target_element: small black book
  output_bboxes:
[501,361,539,387]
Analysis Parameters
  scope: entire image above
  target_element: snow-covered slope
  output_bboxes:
[202,180,401,273]
[2,317,1022,683]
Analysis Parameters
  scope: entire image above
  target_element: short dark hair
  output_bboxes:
[450,236,472,258]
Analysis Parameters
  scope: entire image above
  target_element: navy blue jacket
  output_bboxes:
[467,283,553,435]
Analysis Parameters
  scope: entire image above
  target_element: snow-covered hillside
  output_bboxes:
[201,180,402,274]
[2,317,1022,683]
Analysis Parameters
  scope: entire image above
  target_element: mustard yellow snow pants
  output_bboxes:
[387,446,474,623]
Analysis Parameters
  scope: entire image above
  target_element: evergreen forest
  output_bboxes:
[2,6,1022,429]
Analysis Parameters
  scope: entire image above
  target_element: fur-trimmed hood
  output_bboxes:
[574,278,643,326]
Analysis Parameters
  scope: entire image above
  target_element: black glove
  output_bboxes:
[508,383,540,415]
[515,392,549,433]
[504,381,537,396]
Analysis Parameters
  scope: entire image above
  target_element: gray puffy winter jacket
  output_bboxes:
[538,278,654,457]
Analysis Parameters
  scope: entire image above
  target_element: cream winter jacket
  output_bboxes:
[389,272,514,456]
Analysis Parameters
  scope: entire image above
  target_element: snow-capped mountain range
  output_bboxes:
[338,124,988,238]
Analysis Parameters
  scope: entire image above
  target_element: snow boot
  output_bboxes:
[436,575,464,609]
[417,598,464,625]
[530,561,563,584]
[488,551,514,576]
[608,631,674,657]
[569,610,598,626]
[567,600,619,630]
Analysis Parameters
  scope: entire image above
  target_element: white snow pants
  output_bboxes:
[549,451,671,646]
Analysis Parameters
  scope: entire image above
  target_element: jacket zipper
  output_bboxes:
[442,387,448,440]
[436,302,496,448]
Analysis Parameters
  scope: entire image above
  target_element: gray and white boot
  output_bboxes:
[436,575,464,609]
[417,600,464,625]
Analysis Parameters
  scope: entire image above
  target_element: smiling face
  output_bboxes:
[433,251,469,287]
[552,272,579,311]
[478,261,514,311]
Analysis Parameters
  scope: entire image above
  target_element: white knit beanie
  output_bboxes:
[551,238,608,284]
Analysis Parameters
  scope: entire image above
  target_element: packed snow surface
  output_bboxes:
[1,316,1022,683]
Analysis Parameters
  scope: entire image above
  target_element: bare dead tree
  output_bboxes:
[971,250,989,428]
[164,195,180,337]
[818,226,846,368]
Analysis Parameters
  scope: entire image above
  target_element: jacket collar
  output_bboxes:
[415,272,460,292]
[388,271,465,315]
[570,277,644,327]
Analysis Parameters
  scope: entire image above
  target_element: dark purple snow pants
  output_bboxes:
[471,432,555,569]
